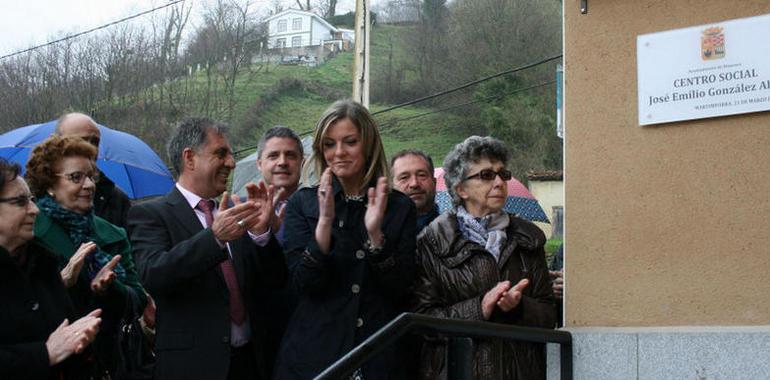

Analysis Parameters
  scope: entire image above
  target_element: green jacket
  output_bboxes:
[33,211,147,319]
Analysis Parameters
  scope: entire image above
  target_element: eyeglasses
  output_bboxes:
[58,171,100,185]
[82,135,100,147]
[463,169,513,182]
[0,194,36,208]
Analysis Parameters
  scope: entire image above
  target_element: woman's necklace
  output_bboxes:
[344,194,365,202]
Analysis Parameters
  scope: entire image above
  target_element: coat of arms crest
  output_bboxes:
[701,26,725,60]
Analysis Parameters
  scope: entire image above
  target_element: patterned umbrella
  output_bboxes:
[434,168,549,223]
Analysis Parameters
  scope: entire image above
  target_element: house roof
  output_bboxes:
[265,9,339,33]
[526,170,563,181]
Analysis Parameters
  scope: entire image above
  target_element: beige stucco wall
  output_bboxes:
[564,1,770,326]
[529,180,564,238]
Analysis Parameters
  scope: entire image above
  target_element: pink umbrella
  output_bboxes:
[434,168,549,223]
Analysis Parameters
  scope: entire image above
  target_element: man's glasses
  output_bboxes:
[0,194,36,208]
[463,169,513,182]
[58,171,100,185]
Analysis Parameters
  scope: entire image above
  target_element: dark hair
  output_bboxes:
[26,136,98,197]
[257,125,304,159]
[0,158,21,191]
[167,117,229,175]
[390,149,434,174]
[443,136,509,206]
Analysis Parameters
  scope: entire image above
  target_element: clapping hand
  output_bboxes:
[315,168,334,254]
[46,309,102,365]
[317,168,335,221]
[142,294,156,329]
[270,187,289,233]
[60,242,97,288]
[364,176,388,247]
[210,191,259,242]
[549,270,564,300]
[497,279,529,312]
[91,255,121,295]
[243,181,275,236]
[481,279,530,320]
[482,281,511,320]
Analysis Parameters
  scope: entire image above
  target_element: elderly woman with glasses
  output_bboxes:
[0,158,102,380]
[412,136,556,380]
[25,135,146,378]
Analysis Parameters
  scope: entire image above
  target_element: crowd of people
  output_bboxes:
[1,99,561,380]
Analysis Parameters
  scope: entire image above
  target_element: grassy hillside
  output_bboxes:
[184,24,470,163]
[247,90,469,160]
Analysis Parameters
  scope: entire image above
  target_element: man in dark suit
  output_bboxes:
[127,118,287,380]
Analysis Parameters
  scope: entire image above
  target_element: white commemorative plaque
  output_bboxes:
[637,13,770,126]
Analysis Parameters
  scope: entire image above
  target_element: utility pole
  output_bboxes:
[352,0,371,107]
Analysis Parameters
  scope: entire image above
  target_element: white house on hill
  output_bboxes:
[265,9,353,49]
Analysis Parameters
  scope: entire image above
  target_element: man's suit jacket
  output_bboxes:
[127,187,287,380]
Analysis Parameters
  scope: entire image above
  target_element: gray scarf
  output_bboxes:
[456,205,509,261]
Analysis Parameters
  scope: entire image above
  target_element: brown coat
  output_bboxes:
[412,211,556,380]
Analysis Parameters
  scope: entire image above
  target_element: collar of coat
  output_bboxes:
[420,209,545,268]
[33,210,127,250]
[309,173,380,201]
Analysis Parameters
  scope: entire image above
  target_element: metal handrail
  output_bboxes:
[314,312,572,380]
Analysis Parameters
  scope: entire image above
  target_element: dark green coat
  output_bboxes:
[33,211,146,374]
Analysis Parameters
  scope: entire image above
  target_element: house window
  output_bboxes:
[291,36,302,47]
[276,38,286,48]
[292,18,302,30]
[277,20,287,32]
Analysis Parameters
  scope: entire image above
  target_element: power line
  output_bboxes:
[0,0,187,61]
[232,79,556,158]
[370,53,562,116]
[379,80,556,128]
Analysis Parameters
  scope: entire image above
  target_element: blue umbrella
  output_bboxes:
[0,120,174,199]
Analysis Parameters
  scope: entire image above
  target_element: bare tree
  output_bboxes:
[317,0,338,17]
[447,0,561,81]
[184,0,265,123]
[374,0,421,24]
[270,0,284,14]
[152,1,194,113]
[410,0,449,94]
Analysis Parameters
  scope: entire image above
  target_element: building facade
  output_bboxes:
[555,1,770,378]
[265,9,352,49]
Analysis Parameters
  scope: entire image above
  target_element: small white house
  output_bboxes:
[265,9,353,49]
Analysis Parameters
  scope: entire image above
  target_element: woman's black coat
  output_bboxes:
[274,176,417,380]
[0,243,94,380]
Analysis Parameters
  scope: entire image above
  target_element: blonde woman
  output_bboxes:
[275,100,417,379]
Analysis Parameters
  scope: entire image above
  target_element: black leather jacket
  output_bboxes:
[412,210,556,380]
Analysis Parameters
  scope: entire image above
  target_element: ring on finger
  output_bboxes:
[236,219,246,228]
